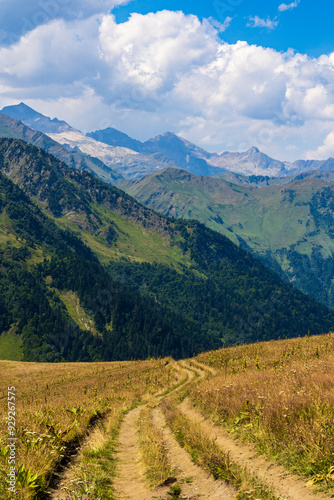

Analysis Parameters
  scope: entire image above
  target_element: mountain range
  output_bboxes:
[1,103,180,180]
[122,167,334,310]
[88,121,334,178]
[1,102,334,357]
[2,103,334,180]
[1,137,333,362]
[0,112,123,185]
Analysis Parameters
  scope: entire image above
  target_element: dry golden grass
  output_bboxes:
[3,333,334,498]
[53,406,123,500]
[137,406,174,488]
[163,401,276,500]
[192,333,334,493]
[0,358,177,499]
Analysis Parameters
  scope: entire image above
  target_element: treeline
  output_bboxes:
[40,251,212,361]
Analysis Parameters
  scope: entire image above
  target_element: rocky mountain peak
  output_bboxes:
[1,102,74,134]
[247,146,260,154]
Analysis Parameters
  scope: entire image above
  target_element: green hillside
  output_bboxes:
[0,330,22,360]
[0,164,206,362]
[122,168,334,309]
[0,138,334,362]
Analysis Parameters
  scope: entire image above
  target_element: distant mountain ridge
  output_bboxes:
[88,128,287,177]
[3,102,334,180]
[88,125,334,178]
[0,112,123,184]
[122,167,334,310]
[142,132,226,176]
[1,102,73,134]
[1,104,181,180]
[87,126,145,152]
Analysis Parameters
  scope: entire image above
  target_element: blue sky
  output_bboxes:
[0,0,334,161]
[113,0,334,57]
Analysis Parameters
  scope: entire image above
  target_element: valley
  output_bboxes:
[122,168,334,310]
[0,138,332,364]
[2,103,334,317]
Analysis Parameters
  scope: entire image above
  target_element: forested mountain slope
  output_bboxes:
[123,167,334,309]
[0,138,333,362]
[0,166,208,362]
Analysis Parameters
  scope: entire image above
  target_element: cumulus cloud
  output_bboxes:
[0,9,334,160]
[306,131,334,159]
[97,11,220,102]
[247,16,279,30]
[278,1,300,12]
[0,17,101,95]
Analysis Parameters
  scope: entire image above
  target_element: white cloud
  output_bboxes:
[171,41,287,123]
[1,9,334,160]
[206,16,233,33]
[306,131,334,159]
[247,16,279,30]
[278,1,300,12]
[0,17,101,94]
[98,11,220,101]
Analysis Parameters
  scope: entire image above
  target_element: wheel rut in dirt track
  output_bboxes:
[113,406,156,500]
[113,360,236,499]
[49,359,330,500]
[152,406,235,499]
[178,361,330,500]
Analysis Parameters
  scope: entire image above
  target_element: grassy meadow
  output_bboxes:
[0,358,178,499]
[192,332,334,494]
[2,332,334,499]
